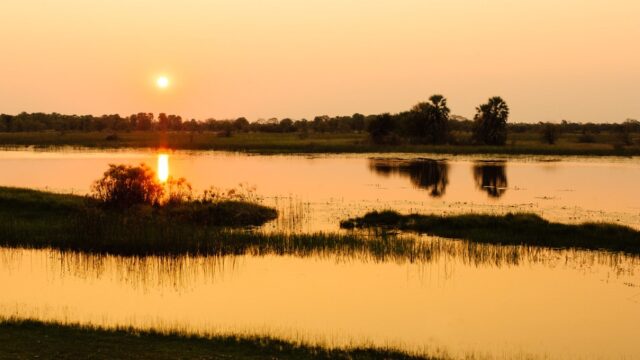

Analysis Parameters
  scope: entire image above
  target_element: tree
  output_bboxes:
[409,94,450,144]
[367,113,395,144]
[541,122,559,144]
[157,113,169,131]
[233,117,250,131]
[472,97,509,145]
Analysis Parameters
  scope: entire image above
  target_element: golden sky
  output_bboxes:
[0,0,638,122]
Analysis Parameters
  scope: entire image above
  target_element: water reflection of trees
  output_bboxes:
[369,158,449,197]
[472,161,508,198]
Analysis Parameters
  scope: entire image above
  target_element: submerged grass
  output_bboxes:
[0,131,639,156]
[0,318,435,360]
[340,211,640,255]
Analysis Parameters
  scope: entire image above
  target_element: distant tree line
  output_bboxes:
[367,95,511,145]
[1,105,638,146]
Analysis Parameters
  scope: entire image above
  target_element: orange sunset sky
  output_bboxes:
[0,0,638,122]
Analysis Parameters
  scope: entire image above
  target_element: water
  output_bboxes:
[0,148,638,231]
[1,148,640,358]
[1,246,638,359]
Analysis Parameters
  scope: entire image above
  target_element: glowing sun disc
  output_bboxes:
[156,76,170,89]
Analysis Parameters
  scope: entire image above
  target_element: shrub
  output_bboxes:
[91,164,164,207]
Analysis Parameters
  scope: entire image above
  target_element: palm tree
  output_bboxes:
[472,96,509,145]
[410,94,451,144]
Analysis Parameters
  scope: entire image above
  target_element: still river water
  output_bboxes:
[0,148,639,359]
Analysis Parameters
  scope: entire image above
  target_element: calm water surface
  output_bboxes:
[1,246,639,359]
[0,148,638,231]
[1,148,639,359]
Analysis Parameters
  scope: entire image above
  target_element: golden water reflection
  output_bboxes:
[0,149,638,231]
[0,244,638,359]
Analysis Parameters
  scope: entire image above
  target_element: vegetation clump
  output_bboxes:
[0,319,434,360]
[340,211,640,255]
[92,164,165,207]
[86,163,277,226]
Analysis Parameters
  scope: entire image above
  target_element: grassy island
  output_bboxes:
[340,211,640,255]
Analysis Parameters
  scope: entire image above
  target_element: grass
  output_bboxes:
[0,130,638,156]
[340,211,640,255]
[0,187,441,260]
[0,186,277,227]
[0,319,434,360]
[2,187,639,259]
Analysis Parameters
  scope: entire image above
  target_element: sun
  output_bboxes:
[156,76,170,89]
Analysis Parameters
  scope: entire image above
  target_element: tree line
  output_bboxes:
[1,101,638,146]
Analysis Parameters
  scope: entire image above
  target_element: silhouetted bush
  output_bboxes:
[92,164,164,207]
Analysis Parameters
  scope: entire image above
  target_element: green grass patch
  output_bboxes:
[0,319,434,360]
[340,211,640,254]
[0,131,638,156]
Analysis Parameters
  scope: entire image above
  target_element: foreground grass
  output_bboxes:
[341,211,640,254]
[0,319,433,360]
[0,131,638,156]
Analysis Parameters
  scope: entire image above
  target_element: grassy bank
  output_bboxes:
[341,211,640,254]
[0,319,432,360]
[0,186,277,228]
[0,131,639,156]
[0,187,435,260]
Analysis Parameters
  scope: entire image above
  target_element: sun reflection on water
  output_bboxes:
[157,154,169,183]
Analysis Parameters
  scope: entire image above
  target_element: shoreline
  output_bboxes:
[0,131,639,156]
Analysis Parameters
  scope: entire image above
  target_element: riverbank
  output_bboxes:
[341,211,640,254]
[0,319,432,360]
[1,131,638,156]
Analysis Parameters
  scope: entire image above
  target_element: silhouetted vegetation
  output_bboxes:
[0,319,433,360]
[368,158,449,197]
[541,122,559,144]
[472,97,509,145]
[472,161,508,198]
[340,211,640,255]
[92,164,165,207]
[1,110,639,155]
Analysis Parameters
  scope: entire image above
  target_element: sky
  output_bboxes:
[0,0,638,123]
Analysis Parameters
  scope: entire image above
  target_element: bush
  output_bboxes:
[91,164,164,207]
